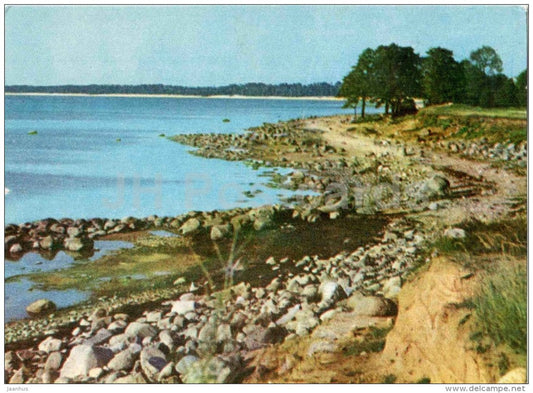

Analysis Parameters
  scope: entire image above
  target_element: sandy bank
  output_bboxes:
[5,92,343,101]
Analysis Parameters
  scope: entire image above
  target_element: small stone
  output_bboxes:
[88,367,103,379]
[444,227,467,239]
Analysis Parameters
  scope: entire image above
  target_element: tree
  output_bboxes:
[372,43,422,116]
[459,60,489,106]
[493,74,518,107]
[470,46,503,76]
[338,48,376,119]
[422,47,464,105]
[338,71,360,119]
[515,69,527,107]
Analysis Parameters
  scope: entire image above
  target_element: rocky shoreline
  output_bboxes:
[5,212,426,383]
[4,112,527,384]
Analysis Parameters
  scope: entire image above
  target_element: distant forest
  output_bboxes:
[5,82,342,97]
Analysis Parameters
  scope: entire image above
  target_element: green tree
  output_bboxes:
[338,48,376,119]
[373,43,422,116]
[338,71,360,119]
[493,75,518,107]
[515,69,527,107]
[422,47,464,105]
[460,60,489,106]
[470,46,503,76]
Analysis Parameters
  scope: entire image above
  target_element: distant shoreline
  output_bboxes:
[5,92,343,101]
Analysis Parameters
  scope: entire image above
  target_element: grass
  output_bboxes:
[432,217,527,262]
[341,327,391,356]
[472,260,527,355]
[418,109,527,144]
[420,104,526,120]
[28,130,38,135]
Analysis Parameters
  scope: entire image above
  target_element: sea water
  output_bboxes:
[5,95,368,224]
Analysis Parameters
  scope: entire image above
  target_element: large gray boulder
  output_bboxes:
[59,345,113,379]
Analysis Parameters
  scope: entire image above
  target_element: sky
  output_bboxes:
[4,5,528,86]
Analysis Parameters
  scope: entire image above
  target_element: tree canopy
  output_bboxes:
[5,82,341,97]
[339,44,525,113]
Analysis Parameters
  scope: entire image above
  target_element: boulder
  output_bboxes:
[175,355,200,375]
[319,281,347,305]
[179,218,201,236]
[124,322,157,339]
[59,345,113,379]
[9,243,23,254]
[346,292,397,317]
[44,352,63,371]
[84,328,112,346]
[210,224,231,241]
[38,337,63,353]
[39,236,55,250]
[170,300,196,315]
[26,299,56,317]
[140,346,168,382]
[64,236,94,252]
[108,349,136,372]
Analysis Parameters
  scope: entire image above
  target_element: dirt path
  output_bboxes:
[305,116,526,226]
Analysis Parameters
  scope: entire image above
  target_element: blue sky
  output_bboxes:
[5,5,527,86]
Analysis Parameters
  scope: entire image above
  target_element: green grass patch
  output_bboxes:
[473,260,527,355]
[420,104,526,120]
[342,327,391,356]
[432,217,527,260]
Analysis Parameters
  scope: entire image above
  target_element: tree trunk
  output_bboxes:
[385,101,389,115]
[353,106,357,122]
[362,98,366,118]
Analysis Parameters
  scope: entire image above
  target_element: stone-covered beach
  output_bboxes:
[4,108,527,383]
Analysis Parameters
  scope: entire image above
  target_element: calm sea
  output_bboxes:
[5,95,366,224]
